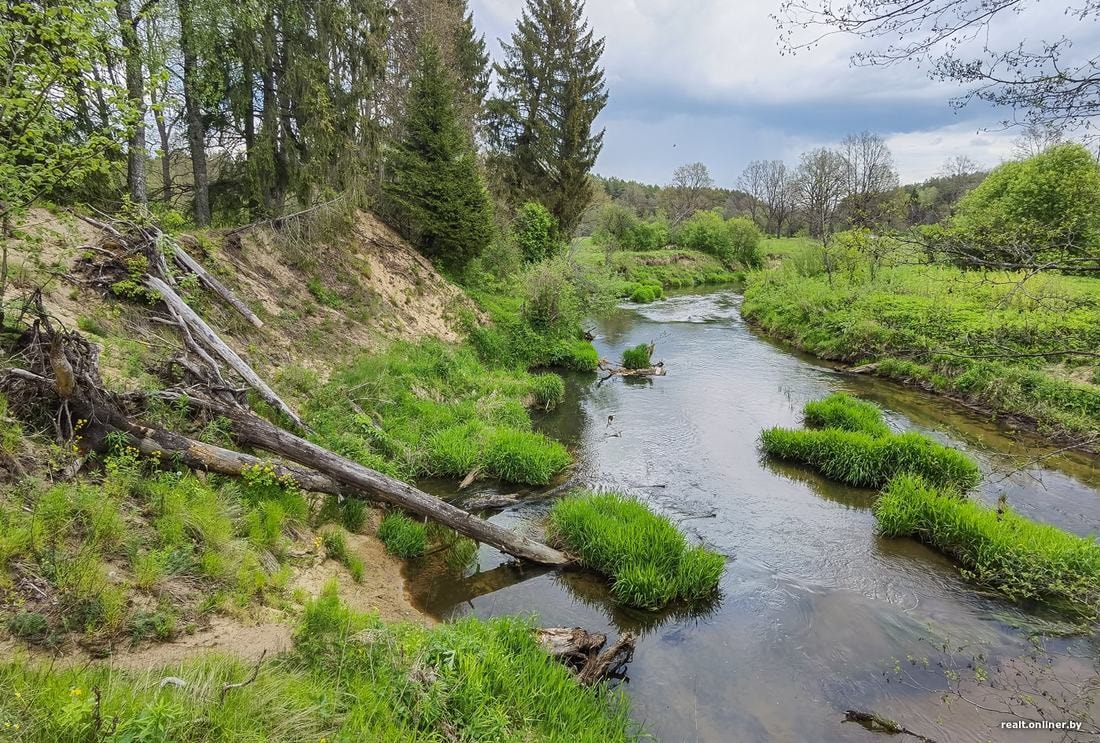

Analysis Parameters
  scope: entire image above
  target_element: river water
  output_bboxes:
[408,288,1100,742]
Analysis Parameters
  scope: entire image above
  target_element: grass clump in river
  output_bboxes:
[377,512,428,558]
[876,474,1100,617]
[298,339,572,485]
[761,393,979,490]
[760,427,979,491]
[0,585,638,741]
[621,343,652,370]
[803,392,891,437]
[548,491,724,609]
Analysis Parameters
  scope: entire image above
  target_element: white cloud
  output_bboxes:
[884,123,1017,182]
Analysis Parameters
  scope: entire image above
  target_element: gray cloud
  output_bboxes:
[471,0,1093,185]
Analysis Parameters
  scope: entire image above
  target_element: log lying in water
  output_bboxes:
[597,359,666,382]
[536,627,636,685]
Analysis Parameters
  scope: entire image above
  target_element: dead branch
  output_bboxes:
[536,627,635,686]
[843,709,938,742]
[219,649,265,702]
[172,237,263,328]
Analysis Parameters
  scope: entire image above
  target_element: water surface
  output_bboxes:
[409,288,1100,742]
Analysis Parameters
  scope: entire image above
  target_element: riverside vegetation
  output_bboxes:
[762,394,1100,618]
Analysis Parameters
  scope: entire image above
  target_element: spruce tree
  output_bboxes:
[385,39,493,268]
[488,0,607,237]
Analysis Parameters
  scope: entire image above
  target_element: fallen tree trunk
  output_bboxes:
[156,394,570,565]
[172,239,263,328]
[145,276,305,431]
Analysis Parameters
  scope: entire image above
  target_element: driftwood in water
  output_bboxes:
[597,358,665,383]
[843,710,938,743]
[172,238,263,328]
[463,492,520,511]
[145,276,305,431]
[536,627,636,685]
[847,363,881,375]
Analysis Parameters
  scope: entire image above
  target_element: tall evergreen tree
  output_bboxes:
[488,0,607,236]
[385,39,492,268]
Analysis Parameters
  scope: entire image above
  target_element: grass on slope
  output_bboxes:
[289,339,572,486]
[548,491,724,610]
[0,585,638,742]
[742,257,1100,438]
[876,474,1100,617]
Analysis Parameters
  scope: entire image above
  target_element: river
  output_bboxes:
[409,288,1100,742]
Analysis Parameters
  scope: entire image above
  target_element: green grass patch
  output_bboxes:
[803,392,892,437]
[628,283,663,303]
[321,527,366,581]
[547,491,724,609]
[302,340,573,485]
[621,343,652,370]
[377,512,428,558]
[742,257,1100,439]
[759,427,980,491]
[876,474,1100,617]
[0,586,637,741]
[483,428,571,486]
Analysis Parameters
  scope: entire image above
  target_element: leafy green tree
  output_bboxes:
[514,202,559,263]
[385,40,492,268]
[595,203,637,261]
[488,0,608,236]
[943,144,1100,270]
[676,210,733,262]
[726,217,764,268]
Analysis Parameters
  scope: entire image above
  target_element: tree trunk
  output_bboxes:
[179,0,211,226]
[172,239,264,327]
[144,276,302,428]
[115,0,148,204]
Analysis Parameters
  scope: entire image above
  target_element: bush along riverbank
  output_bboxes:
[764,394,1100,619]
[547,491,725,610]
[742,247,1100,444]
[760,394,981,491]
[0,585,639,742]
[876,474,1100,619]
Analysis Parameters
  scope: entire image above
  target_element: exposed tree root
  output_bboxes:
[536,627,636,686]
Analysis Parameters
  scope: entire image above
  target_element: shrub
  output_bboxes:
[7,611,50,645]
[726,217,764,268]
[484,428,571,486]
[377,513,428,558]
[802,393,891,437]
[759,427,980,491]
[520,257,581,332]
[548,491,724,609]
[676,210,733,262]
[514,201,560,263]
[629,283,662,303]
[876,474,1100,616]
[621,343,652,370]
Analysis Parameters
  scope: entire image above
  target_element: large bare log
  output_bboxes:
[145,276,305,430]
[149,393,570,565]
[172,239,264,328]
[536,627,635,685]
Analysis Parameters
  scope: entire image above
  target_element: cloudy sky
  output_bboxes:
[469,0,1094,187]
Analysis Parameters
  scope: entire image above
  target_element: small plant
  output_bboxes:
[876,474,1100,616]
[547,491,724,609]
[7,611,51,645]
[621,343,653,370]
[321,528,365,582]
[802,393,891,437]
[629,284,662,303]
[377,512,427,558]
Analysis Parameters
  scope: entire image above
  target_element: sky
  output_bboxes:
[469,0,1095,187]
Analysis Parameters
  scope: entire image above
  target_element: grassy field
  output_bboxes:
[743,251,1100,440]
[547,491,725,609]
[0,586,638,741]
[572,238,741,299]
[876,474,1100,617]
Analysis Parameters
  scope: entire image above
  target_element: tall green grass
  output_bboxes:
[547,491,724,609]
[876,474,1100,616]
[621,343,652,370]
[803,392,891,437]
[377,512,428,558]
[0,586,638,741]
[300,340,573,485]
[759,427,980,491]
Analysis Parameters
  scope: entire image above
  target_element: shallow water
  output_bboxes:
[408,288,1100,742]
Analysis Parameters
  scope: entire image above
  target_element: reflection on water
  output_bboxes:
[406,288,1100,742]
